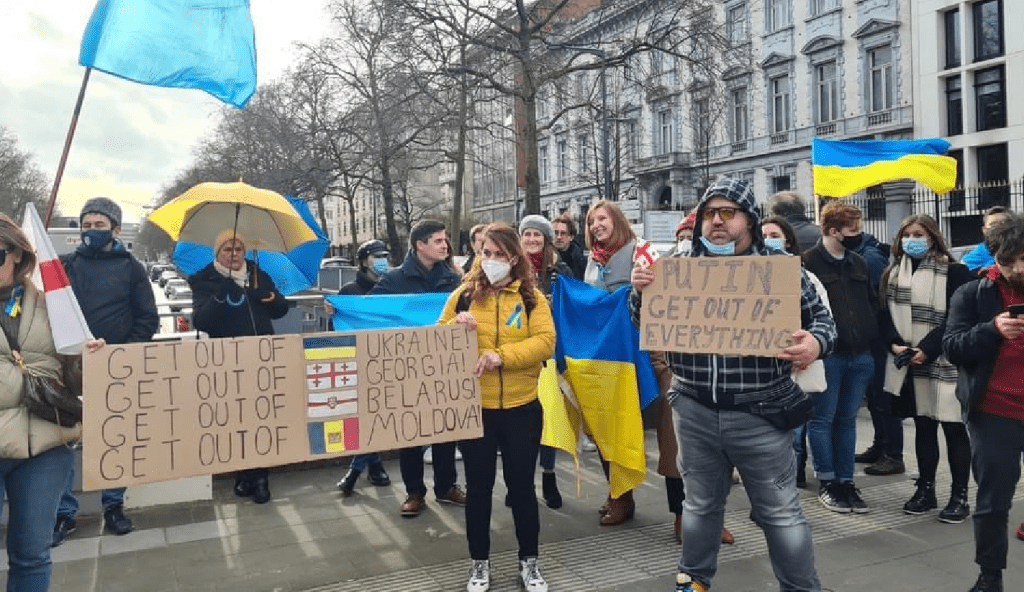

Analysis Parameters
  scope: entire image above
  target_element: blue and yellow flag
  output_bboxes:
[812,138,958,197]
[80,0,257,108]
[551,276,658,498]
[326,293,449,330]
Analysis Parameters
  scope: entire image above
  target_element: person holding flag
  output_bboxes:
[630,177,836,592]
[52,197,159,546]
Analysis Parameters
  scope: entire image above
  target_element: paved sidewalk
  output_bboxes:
[3,410,1023,591]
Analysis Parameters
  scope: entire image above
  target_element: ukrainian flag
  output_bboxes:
[551,277,659,499]
[812,138,958,197]
[326,293,449,330]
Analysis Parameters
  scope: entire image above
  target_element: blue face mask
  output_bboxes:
[700,235,735,256]
[764,237,786,251]
[902,237,930,258]
[81,229,112,252]
[371,258,389,275]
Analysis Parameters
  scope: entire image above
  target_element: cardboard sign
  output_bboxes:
[639,255,802,356]
[82,326,481,490]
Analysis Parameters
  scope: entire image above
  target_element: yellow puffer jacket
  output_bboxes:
[439,281,555,409]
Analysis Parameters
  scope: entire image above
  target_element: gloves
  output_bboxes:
[893,347,916,369]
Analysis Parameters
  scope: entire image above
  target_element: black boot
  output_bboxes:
[938,484,970,524]
[903,479,937,515]
[252,476,271,504]
[542,472,562,509]
[968,570,1003,592]
[367,462,391,486]
[234,475,255,497]
[337,468,361,496]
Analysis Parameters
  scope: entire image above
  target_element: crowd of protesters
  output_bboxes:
[6,185,1024,592]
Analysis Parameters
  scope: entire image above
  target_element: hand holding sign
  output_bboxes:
[777,330,821,369]
[630,260,655,292]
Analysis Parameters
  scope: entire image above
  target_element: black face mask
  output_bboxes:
[841,234,864,250]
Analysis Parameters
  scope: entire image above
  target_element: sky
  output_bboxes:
[0,1,331,224]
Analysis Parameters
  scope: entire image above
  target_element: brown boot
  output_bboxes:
[600,490,635,526]
[673,514,682,544]
[598,494,612,516]
[720,528,735,545]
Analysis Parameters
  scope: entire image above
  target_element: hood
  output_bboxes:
[691,177,762,256]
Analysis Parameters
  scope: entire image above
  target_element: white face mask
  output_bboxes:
[481,259,511,284]
[676,238,692,254]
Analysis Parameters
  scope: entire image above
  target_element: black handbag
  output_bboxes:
[7,330,82,428]
[747,382,813,431]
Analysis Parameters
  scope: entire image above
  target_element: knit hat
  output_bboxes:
[518,214,553,243]
[692,177,762,254]
[676,212,697,235]
[80,197,122,228]
[214,229,247,254]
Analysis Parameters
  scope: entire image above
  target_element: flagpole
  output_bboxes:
[44,67,92,228]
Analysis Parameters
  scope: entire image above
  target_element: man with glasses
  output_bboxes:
[552,214,586,279]
[630,177,835,592]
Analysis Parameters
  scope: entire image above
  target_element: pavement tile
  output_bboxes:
[99,527,166,555]
[165,519,225,544]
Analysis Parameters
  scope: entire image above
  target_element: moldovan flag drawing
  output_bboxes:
[551,276,659,499]
[21,204,94,354]
[79,0,257,108]
[812,138,958,197]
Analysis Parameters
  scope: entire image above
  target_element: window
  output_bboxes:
[977,143,1009,209]
[730,87,749,142]
[944,8,960,69]
[868,45,893,112]
[766,0,789,32]
[658,110,674,154]
[577,134,590,171]
[627,117,639,162]
[974,66,1006,131]
[539,145,549,183]
[815,62,838,124]
[575,72,588,100]
[556,136,568,181]
[810,0,838,15]
[772,175,791,193]
[693,97,711,149]
[945,76,962,136]
[770,75,791,133]
[727,4,747,45]
[973,0,1003,62]
[651,51,663,76]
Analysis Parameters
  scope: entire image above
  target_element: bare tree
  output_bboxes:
[0,126,49,217]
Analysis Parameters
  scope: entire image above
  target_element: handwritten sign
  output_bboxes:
[639,255,802,356]
[82,326,482,490]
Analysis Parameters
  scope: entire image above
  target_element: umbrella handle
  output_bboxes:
[251,251,259,289]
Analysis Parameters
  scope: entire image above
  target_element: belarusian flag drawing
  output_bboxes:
[22,204,94,354]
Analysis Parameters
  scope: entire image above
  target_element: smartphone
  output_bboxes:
[1008,304,1024,318]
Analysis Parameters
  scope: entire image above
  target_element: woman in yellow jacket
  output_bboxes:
[440,223,555,592]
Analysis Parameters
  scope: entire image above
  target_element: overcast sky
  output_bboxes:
[0,1,330,223]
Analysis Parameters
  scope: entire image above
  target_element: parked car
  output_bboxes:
[150,264,173,282]
[158,270,179,287]
[169,288,192,312]
[320,257,352,269]
[164,278,188,298]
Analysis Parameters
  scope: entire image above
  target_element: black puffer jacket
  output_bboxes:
[339,270,377,295]
[557,240,587,280]
[943,276,1004,421]
[370,250,461,295]
[189,261,289,338]
[61,242,159,344]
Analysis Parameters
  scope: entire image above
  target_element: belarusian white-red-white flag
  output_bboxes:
[22,204,94,354]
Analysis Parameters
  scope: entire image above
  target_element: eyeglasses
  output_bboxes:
[0,249,7,267]
[702,207,740,221]
[553,230,571,237]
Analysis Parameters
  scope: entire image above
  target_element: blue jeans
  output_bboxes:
[673,395,821,591]
[56,461,125,518]
[810,352,874,482]
[348,453,382,472]
[1,445,75,592]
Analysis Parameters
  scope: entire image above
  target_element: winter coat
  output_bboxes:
[370,250,461,295]
[0,280,81,458]
[802,240,878,355]
[339,270,377,295]
[557,240,588,280]
[943,277,1004,421]
[61,242,159,344]
[786,214,822,254]
[584,239,636,293]
[438,280,555,409]
[851,233,890,299]
[189,261,289,338]
[535,259,573,297]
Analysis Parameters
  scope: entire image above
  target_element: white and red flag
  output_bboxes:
[22,204,94,354]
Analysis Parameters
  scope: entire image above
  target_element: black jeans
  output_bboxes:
[867,343,903,458]
[967,411,1024,571]
[462,399,543,561]
[399,442,458,498]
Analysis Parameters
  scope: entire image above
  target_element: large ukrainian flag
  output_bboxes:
[551,276,659,499]
[812,138,958,197]
[326,293,449,330]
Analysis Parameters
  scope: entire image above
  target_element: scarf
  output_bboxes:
[589,241,617,266]
[885,254,959,421]
[528,251,545,275]
[214,260,248,287]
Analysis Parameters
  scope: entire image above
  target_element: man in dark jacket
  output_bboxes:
[768,191,821,253]
[462,224,486,274]
[370,220,465,517]
[802,202,878,515]
[53,197,160,546]
[329,239,392,494]
[552,214,587,280]
[944,215,1024,592]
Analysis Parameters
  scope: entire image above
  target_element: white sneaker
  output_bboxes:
[423,446,433,464]
[467,559,490,592]
[519,557,548,592]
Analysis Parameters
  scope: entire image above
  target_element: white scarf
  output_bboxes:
[213,260,248,288]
